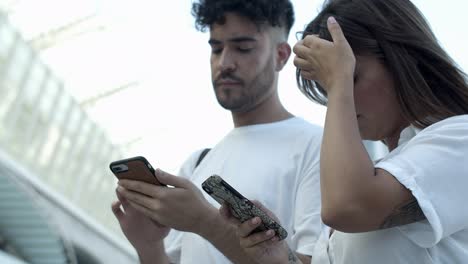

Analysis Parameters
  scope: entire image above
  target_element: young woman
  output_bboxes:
[224,0,468,263]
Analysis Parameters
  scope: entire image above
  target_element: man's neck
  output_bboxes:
[231,92,293,127]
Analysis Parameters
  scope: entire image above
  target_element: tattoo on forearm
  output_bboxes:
[380,197,426,229]
[288,247,301,264]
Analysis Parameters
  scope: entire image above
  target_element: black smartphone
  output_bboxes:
[109,156,164,185]
[201,175,288,240]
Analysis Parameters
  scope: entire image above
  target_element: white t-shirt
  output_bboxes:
[312,115,468,264]
[164,117,323,264]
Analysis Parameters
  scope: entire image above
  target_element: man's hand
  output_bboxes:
[116,170,279,264]
[112,191,170,263]
[116,169,217,234]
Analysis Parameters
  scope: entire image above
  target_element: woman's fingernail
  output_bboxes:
[251,217,259,224]
[266,230,275,236]
[328,16,337,24]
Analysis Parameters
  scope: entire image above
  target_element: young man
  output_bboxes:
[112,0,323,263]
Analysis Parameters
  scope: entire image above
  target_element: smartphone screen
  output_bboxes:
[109,156,164,185]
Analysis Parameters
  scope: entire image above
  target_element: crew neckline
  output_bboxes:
[231,116,300,133]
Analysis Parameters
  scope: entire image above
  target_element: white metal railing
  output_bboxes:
[0,11,126,241]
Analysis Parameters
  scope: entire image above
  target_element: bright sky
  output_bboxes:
[120,0,468,173]
[5,0,468,173]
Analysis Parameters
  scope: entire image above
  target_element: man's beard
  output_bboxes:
[213,59,275,113]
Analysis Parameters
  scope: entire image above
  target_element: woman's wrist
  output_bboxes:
[287,247,303,264]
[326,76,354,101]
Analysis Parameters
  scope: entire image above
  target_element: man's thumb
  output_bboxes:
[155,169,187,187]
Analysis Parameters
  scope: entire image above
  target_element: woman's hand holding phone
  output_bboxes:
[219,200,297,264]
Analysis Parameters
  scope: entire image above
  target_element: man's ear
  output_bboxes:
[275,42,291,71]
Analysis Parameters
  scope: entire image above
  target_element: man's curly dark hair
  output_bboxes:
[192,0,295,37]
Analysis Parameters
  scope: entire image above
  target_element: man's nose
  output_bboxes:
[219,50,236,72]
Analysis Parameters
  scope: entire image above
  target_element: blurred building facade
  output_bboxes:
[0,11,137,263]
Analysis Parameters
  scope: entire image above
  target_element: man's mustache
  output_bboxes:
[214,73,244,86]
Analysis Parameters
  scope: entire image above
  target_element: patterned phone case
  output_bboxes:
[202,175,288,240]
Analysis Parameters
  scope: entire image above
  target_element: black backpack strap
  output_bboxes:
[195,148,211,168]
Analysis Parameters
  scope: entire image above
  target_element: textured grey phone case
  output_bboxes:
[202,175,288,240]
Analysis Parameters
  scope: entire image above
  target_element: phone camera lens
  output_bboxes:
[112,164,128,173]
[202,186,212,194]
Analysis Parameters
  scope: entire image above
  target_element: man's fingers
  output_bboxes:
[125,198,157,219]
[111,200,125,220]
[327,16,346,44]
[111,200,122,213]
[125,200,167,228]
[154,169,190,188]
[115,187,126,202]
[118,170,190,197]
[117,185,157,210]
[118,179,163,197]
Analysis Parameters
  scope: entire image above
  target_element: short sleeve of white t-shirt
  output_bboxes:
[375,115,468,248]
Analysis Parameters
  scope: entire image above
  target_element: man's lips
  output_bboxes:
[216,79,242,86]
[217,81,241,85]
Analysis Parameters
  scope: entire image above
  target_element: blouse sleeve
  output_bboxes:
[375,116,468,247]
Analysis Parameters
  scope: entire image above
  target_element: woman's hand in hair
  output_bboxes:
[293,16,355,96]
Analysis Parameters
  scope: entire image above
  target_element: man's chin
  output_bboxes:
[218,100,248,112]
[219,103,244,112]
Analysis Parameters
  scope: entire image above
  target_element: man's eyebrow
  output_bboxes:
[208,36,257,45]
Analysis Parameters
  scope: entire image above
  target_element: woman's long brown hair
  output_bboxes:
[297,0,468,128]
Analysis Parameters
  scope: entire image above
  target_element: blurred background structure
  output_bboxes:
[0,0,466,263]
[0,7,135,263]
